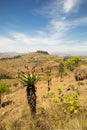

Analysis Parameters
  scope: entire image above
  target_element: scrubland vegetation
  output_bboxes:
[0,51,87,130]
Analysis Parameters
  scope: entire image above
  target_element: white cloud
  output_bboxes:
[0,36,15,45]
[11,32,62,45]
[0,36,16,52]
[37,0,81,19]
[36,0,63,19]
[60,44,87,52]
[1,14,87,53]
[63,0,80,13]
[49,16,87,35]
[43,41,87,53]
[0,32,87,53]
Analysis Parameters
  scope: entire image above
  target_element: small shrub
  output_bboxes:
[0,73,12,80]
[45,69,51,76]
[51,97,58,103]
[57,62,65,80]
[13,82,18,87]
[58,88,81,115]
[45,67,52,91]
[0,83,11,107]
[45,91,54,98]
[77,81,84,86]
[45,76,52,91]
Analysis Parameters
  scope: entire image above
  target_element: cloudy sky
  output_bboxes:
[0,0,87,54]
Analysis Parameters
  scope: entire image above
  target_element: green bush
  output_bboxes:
[0,73,12,80]
[37,50,49,55]
[77,81,84,86]
[0,82,11,107]
[45,91,54,98]
[13,82,18,87]
[58,88,81,115]
[57,62,65,79]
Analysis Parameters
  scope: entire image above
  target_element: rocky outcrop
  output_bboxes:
[75,69,87,81]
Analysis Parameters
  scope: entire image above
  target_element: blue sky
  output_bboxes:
[0,0,87,54]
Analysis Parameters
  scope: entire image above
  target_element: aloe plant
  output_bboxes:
[21,72,39,116]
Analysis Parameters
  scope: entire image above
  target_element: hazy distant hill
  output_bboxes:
[0,52,24,59]
[52,51,87,57]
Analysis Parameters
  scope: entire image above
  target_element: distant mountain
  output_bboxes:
[52,51,87,57]
[0,52,24,59]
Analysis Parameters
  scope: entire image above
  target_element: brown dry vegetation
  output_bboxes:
[0,52,87,130]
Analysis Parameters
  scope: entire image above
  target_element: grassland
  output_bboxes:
[0,52,87,130]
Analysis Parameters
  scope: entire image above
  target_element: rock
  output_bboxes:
[75,69,87,81]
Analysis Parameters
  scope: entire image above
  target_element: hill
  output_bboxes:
[0,52,63,78]
[0,52,87,130]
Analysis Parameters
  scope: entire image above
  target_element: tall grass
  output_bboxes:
[1,96,87,130]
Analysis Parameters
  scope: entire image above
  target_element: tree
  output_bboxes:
[65,56,82,80]
[0,83,10,108]
[66,56,82,71]
[37,50,49,55]
[57,62,65,81]
[72,56,82,67]
[21,71,39,117]
[65,58,74,71]
[45,67,52,91]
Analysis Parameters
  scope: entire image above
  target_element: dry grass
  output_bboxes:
[0,77,87,130]
[0,52,87,130]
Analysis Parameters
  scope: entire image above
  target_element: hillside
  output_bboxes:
[0,52,62,78]
[0,52,87,130]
